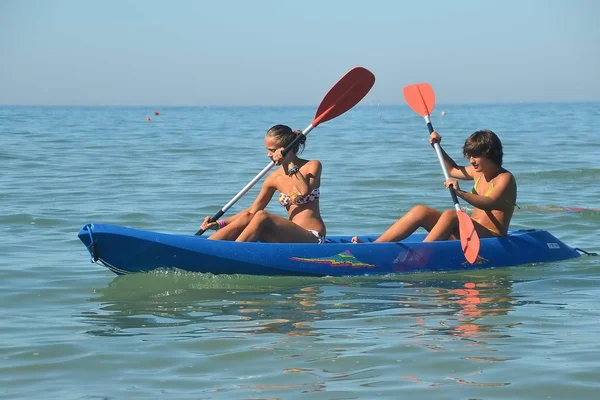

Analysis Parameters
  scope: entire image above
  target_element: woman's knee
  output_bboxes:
[251,210,271,225]
[238,210,255,224]
[440,209,457,222]
[408,204,435,219]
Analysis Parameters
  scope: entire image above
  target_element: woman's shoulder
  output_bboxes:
[265,168,285,184]
[298,157,319,163]
[499,168,516,180]
[298,159,322,171]
[303,159,322,167]
[268,167,285,176]
[497,169,517,187]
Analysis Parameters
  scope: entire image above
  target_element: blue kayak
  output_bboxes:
[77,223,581,276]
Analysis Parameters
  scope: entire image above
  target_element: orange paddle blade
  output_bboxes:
[457,210,481,264]
[403,83,435,117]
[312,67,375,127]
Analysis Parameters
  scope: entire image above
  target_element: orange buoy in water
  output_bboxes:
[145,117,151,121]
[154,111,160,116]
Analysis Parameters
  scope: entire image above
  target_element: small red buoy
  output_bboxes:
[154,111,160,116]
[145,117,151,121]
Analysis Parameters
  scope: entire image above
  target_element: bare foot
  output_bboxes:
[351,236,363,243]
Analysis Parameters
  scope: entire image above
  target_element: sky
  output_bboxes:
[1,0,599,105]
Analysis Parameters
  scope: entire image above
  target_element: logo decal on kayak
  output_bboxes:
[547,243,560,249]
[290,250,377,268]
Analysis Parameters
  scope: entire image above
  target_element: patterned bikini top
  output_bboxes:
[278,188,320,207]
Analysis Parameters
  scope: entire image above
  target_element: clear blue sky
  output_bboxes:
[1,0,598,105]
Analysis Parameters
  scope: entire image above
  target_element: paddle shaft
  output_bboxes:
[194,124,315,236]
[194,67,375,237]
[424,115,461,211]
[404,82,480,263]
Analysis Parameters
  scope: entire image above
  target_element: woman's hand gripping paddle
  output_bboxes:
[403,83,480,263]
[195,67,376,235]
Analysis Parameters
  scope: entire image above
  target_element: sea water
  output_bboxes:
[1,103,599,399]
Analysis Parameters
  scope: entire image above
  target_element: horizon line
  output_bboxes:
[1,99,599,108]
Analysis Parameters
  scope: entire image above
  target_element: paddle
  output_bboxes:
[403,83,480,263]
[195,66,376,236]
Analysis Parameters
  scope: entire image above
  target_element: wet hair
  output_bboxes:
[463,129,503,166]
[265,124,305,154]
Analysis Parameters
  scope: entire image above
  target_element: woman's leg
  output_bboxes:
[375,205,443,242]
[235,210,320,243]
[208,210,255,241]
[425,212,503,242]
[423,209,458,242]
[473,221,502,238]
[352,205,443,243]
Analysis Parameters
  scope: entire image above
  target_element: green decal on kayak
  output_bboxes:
[290,250,377,269]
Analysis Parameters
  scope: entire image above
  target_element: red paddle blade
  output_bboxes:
[312,67,375,127]
[403,83,435,117]
[457,210,481,264]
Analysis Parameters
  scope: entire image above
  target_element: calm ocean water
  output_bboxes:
[1,103,599,399]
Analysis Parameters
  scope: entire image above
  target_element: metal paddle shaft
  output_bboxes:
[195,67,375,236]
[403,83,480,263]
[424,115,462,210]
[194,124,314,235]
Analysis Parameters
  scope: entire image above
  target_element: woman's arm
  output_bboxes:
[201,208,252,231]
[430,131,473,180]
[200,175,278,231]
[437,146,473,180]
[247,174,277,214]
[287,160,322,196]
[451,174,516,211]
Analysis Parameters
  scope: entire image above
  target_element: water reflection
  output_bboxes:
[79,270,530,390]
[83,270,521,344]
[83,272,333,336]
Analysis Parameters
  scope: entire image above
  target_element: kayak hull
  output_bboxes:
[77,223,581,276]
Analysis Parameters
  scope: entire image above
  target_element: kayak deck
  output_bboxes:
[78,223,581,276]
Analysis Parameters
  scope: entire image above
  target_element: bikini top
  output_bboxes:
[278,188,320,207]
[472,175,520,208]
[471,176,494,197]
